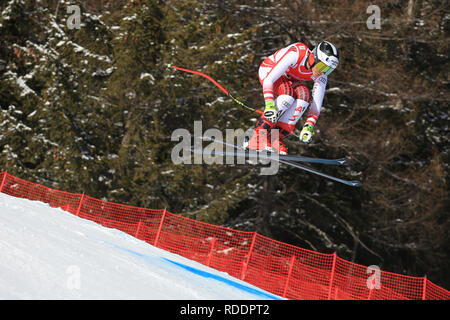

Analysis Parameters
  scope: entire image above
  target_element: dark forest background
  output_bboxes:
[0,0,448,289]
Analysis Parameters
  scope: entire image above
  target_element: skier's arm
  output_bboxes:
[300,75,327,143]
[261,49,298,104]
[261,48,298,122]
[305,75,327,127]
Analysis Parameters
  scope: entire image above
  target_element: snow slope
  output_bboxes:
[0,193,282,300]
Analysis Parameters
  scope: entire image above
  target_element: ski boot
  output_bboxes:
[267,126,289,155]
[243,118,276,152]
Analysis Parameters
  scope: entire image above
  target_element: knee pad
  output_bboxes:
[275,94,295,112]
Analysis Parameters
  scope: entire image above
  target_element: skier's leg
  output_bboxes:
[276,82,310,134]
[273,76,295,116]
[271,82,311,154]
[245,76,294,151]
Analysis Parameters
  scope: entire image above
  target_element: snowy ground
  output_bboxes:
[0,193,282,300]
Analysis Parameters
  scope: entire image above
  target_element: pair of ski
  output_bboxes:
[192,137,362,187]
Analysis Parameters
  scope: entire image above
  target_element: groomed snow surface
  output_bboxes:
[0,193,283,300]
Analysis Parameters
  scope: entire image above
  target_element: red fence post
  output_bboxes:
[135,220,143,239]
[327,254,337,300]
[240,232,257,280]
[367,288,373,300]
[154,208,167,247]
[282,255,296,298]
[422,276,427,300]
[0,172,7,193]
[75,193,85,217]
[206,237,216,267]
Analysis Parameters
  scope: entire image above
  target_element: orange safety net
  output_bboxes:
[0,171,448,300]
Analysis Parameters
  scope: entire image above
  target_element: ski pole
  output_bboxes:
[166,63,263,115]
[166,63,302,139]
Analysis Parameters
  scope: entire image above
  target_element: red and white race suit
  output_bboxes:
[258,42,328,133]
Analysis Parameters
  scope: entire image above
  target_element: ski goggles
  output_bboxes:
[313,61,336,76]
[308,50,337,76]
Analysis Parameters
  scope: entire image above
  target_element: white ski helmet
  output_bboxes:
[308,41,339,75]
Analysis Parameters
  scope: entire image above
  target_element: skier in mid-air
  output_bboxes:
[243,41,340,155]
[167,42,361,186]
